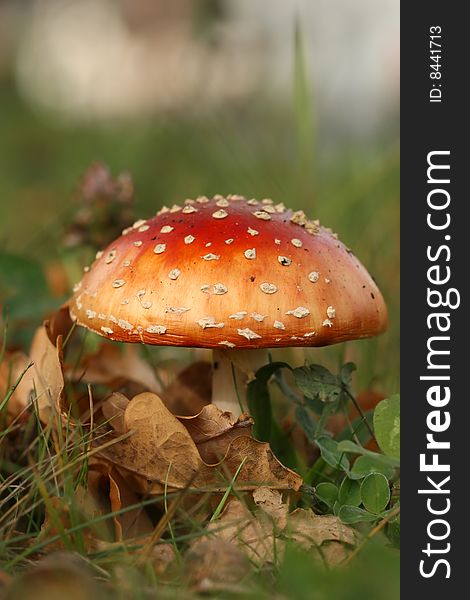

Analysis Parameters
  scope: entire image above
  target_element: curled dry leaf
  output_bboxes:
[101,392,129,434]
[95,392,302,493]
[88,460,154,542]
[286,508,358,566]
[2,306,73,422]
[205,499,278,567]
[287,508,358,546]
[45,303,75,347]
[195,436,302,492]
[252,487,289,531]
[28,323,65,422]
[79,344,161,395]
[177,404,253,463]
[96,392,203,487]
[203,490,290,567]
[201,493,357,569]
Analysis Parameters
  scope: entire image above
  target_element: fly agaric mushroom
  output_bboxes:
[69,195,387,414]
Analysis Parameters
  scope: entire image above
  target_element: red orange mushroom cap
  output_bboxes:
[69,195,388,349]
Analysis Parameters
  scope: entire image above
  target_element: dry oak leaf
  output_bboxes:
[46,303,74,346]
[177,404,253,463]
[101,392,129,434]
[147,434,303,493]
[205,499,278,567]
[28,323,65,422]
[193,435,302,492]
[252,486,289,531]
[3,305,73,422]
[287,508,357,547]
[286,508,358,567]
[87,460,154,542]
[95,392,302,493]
[30,325,65,422]
[96,392,203,488]
[204,494,357,569]
[202,490,290,567]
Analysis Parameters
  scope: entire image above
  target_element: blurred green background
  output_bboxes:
[0,0,399,392]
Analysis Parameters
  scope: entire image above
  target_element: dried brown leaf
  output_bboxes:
[143,435,302,493]
[195,436,303,492]
[86,458,154,542]
[101,392,129,434]
[206,499,278,567]
[206,491,290,567]
[286,508,358,566]
[253,487,288,531]
[96,392,203,488]
[178,404,253,463]
[288,508,357,547]
[29,325,65,422]
[2,307,73,422]
[203,497,356,569]
[45,304,74,346]
[96,393,302,494]
[108,468,154,540]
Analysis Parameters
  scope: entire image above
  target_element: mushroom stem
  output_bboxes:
[212,348,269,415]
